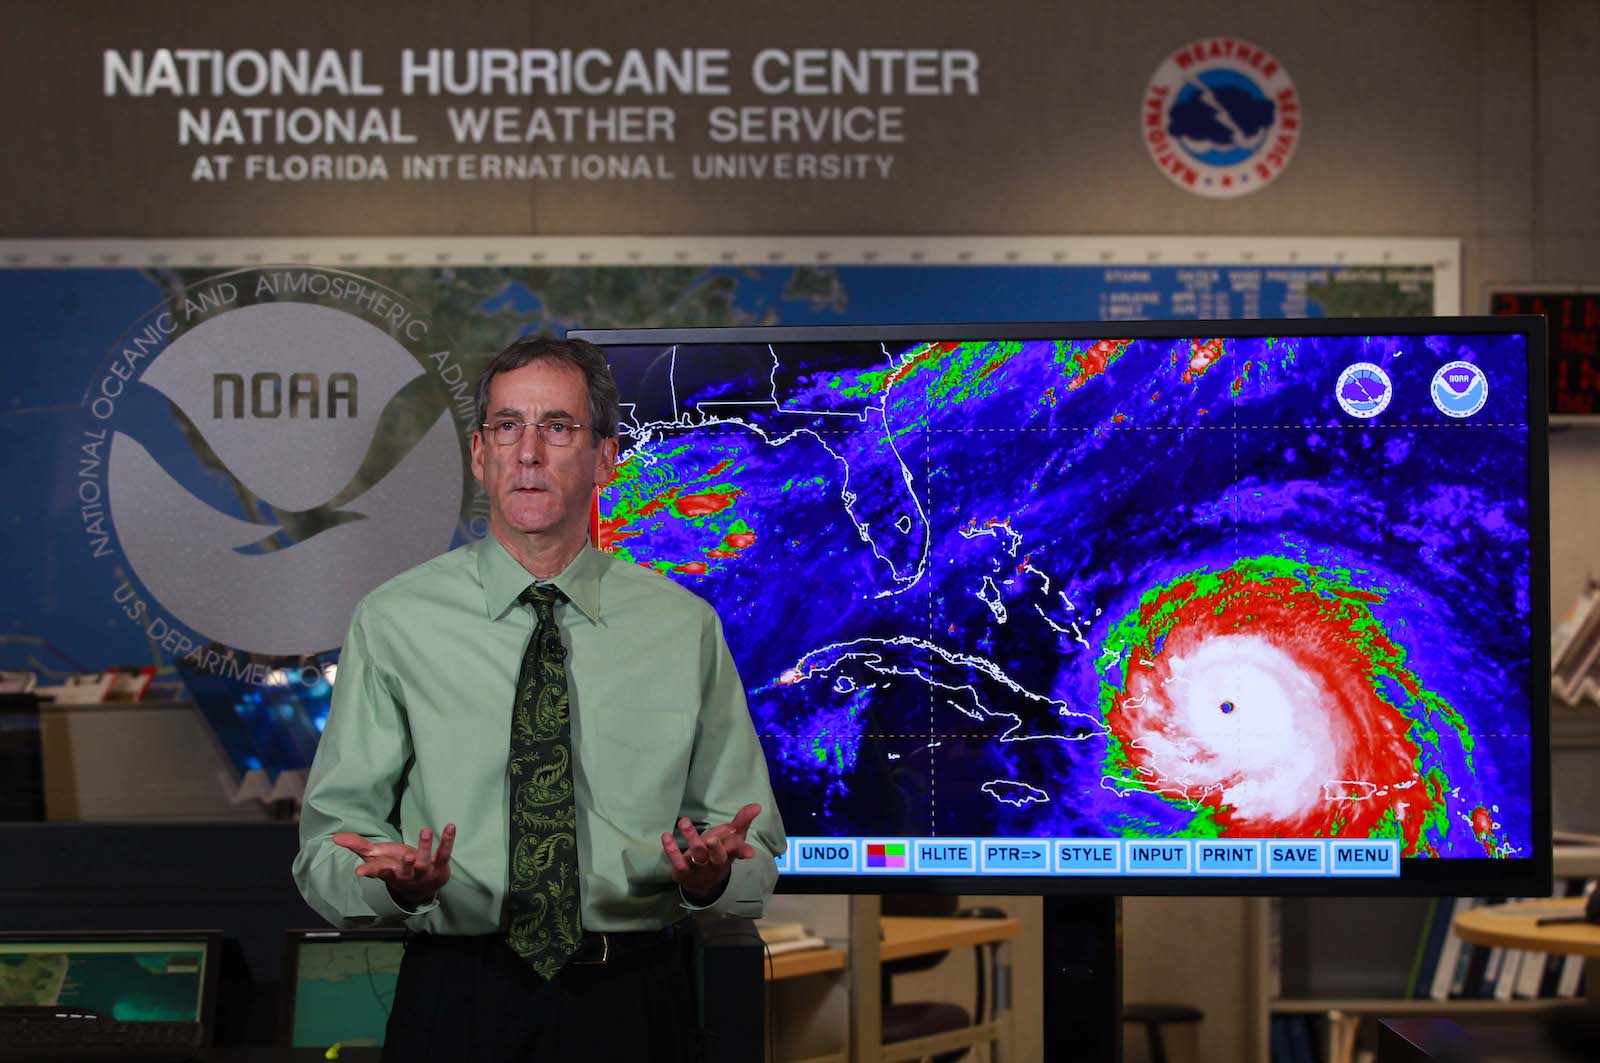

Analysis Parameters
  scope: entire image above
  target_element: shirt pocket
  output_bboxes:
[585,710,694,821]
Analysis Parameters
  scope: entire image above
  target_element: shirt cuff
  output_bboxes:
[357,872,441,923]
[677,875,728,911]
[677,855,770,918]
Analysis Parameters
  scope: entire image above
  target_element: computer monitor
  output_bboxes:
[0,929,220,1029]
[571,317,1551,896]
[278,929,405,1062]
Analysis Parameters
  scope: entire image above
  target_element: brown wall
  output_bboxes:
[1,2,1592,294]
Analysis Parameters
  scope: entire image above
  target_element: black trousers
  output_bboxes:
[382,930,702,1063]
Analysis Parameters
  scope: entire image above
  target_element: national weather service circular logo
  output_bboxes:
[76,267,476,680]
[1431,360,1488,419]
[1142,37,1300,198]
[1335,363,1392,419]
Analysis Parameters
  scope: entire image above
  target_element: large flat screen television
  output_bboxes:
[571,318,1550,895]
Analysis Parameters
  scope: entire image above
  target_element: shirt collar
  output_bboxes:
[477,535,605,625]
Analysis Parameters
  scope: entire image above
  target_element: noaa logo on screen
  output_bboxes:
[1431,361,1487,418]
[1335,362,1392,419]
[1142,37,1300,198]
[76,268,476,680]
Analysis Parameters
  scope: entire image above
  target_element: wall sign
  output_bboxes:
[1142,37,1300,198]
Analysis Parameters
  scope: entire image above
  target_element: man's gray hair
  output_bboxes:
[472,335,621,441]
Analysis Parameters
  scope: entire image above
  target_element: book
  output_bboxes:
[1556,952,1586,998]
[1322,1009,1360,1063]
[1410,896,1453,998]
[1459,939,1491,998]
[1286,1014,1317,1063]
[1429,897,1476,1000]
[1513,943,1547,999]
[1270,1015,1293,1063]
[755,920,811,945]
[1405,897,1440,998]
[1491,948,1521,1001]
[764,935,828,957]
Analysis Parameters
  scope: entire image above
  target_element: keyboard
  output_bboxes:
[0,1009,203,1061]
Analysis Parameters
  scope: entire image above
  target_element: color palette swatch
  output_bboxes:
[866,842,907,868]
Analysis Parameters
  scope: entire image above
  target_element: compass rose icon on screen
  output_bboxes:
[1335,362,1393,419]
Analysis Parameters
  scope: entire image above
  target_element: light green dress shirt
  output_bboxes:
[293,535,787,933]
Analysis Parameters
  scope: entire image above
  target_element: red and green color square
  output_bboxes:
[867,842,907,868]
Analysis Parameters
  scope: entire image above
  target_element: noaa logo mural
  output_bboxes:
[76,268,473,679]
[1142,37,1300,198]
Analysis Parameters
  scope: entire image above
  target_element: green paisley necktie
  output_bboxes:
[504,583,582,978]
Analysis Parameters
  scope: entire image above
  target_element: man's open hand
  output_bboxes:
[660,803,762,904]
[333,824,456,907]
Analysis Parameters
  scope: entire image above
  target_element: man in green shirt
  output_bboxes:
[293,335,786,1061]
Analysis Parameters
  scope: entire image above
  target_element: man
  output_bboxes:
[293,335,786,1062]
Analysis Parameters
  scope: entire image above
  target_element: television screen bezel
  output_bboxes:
[572,316,1551,897]
[276,927,407,1061]
[0,928,224,1035]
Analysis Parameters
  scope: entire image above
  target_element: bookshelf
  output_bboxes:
[1270,997,1584,1017]
[1254,847,1600,1062]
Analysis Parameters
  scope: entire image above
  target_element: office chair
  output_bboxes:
[1122,1001,1204,1063]
[879,894,1008,1063]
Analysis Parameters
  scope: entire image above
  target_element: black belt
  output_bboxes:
[404,924,686,969]
[569,923,684,965]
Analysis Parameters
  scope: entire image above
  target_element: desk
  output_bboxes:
[764,930,851,1063]
[761,915,1023,981]
[880,914,1022,962]
[768,945,847,981]
[1454,898,1600,1003]
[761,915,1024,979]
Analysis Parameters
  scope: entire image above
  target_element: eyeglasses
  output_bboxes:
[481,419,590,447]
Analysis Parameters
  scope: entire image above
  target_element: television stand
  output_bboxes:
[1043,895,1122,1060]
